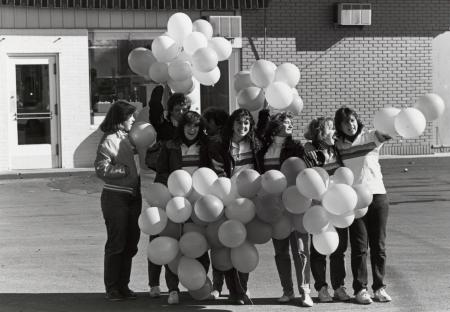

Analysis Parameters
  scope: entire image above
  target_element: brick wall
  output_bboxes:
[241,0,450,155]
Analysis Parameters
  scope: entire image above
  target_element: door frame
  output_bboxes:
[7,54,61,169]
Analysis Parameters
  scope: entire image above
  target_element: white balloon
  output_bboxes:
[128,47,156,77]
[168,59,193,81]
[183,31,208,55]
[312,225,339,255]
[322,183,358,215]
[373,107,400,137]
[225,198,256,224]
[414,93,446,121]
[208,37,232,61]
[265,81,293,110]
[287,92,304,115]
[193,19,213,39]
[234,70,254,92]
[275,63,301,87]
[149,62,169,83]
[394,107,427,139]
[168,77,194,94]
[166,197,193,223]
[237,87,265,112]
[250,59,276,88]
[151,35,180,63]
[192,67,221,86]
[167,12,193,45]
[192,47,219,72]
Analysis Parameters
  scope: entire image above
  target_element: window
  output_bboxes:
[89,39,152,117]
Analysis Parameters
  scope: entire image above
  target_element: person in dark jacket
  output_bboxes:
[94,100,141,302]
[207,108,261,305]
[146,92,192,298]
[257,111,314,307]
[154,110,211,305]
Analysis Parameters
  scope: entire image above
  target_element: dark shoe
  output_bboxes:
[106,289,125,301]
[120,287,137,300]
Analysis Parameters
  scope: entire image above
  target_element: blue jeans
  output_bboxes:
[310,227,348,291]
[350,193,389,293]
[272,231,310,296]
[101,189,142,292]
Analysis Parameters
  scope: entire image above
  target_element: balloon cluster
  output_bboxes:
[127,12,233,93]
[374,93,446,139]
[234,60,304,115]
[139,159,372,298]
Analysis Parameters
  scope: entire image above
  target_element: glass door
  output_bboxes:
[8,56,59,169]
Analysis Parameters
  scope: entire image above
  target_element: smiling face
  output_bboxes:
[121,114,135,132]
[277,117,293,137]
[233,117,251,141]
[340,114,358,137]
[184,123,200,141]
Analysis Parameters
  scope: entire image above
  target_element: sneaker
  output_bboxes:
[277,293,295,303]
[374,288,392,302]
[120,287,137,299]
[105,289,125,301]
[333,286,351,301]
[149,286,161,298]
[235,294,251,305]
[211,290,220,299]
[301,293,314,307]
[318,286,333,302]
[168,291,179,305]
[355,289,373,304]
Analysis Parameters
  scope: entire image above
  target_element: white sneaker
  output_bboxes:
[355,289,373,304]
[168,291,179,305]
[318,286,333,302]
[149,286,161,298]
[374,288,392,302]
[333,286,351,301]
[277,293,295,303]
[211,290,220,299]
[301,293,314,307]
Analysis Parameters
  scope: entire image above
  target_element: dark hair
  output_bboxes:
[261,111,293,145]
[167,93,191,116]
[99,100,136,133]
[149,85,164,126]
[222,108,261,150]
[256,108,271,140]
[202,107,229,129]
[177,111,206,142]
[334,106,364,139]
[304,117,333,142]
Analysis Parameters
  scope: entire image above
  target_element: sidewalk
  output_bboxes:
[0,156,450,311]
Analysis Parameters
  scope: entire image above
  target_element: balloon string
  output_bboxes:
[236,271,254,305]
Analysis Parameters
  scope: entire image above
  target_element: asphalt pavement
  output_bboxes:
[1,156,450,312]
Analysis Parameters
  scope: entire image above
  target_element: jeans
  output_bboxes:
[148,235,162,287]
[310,227,348,291]
[212,266,225,292]
[224,268,249,298]
[350,193,389,293]
[272,231,310,296]
[101,189,142,292]
[165,252,211,292]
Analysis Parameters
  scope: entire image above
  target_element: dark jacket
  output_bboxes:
[303,141,343,174]
[257,136,305,173]
[208,135,262,178]
[154,137,210,185]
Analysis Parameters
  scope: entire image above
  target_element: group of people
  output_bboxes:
[94,87,393,307]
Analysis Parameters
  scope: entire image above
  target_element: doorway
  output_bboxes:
[8,55,60,169]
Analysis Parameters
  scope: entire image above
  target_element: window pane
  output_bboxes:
[200,60,229,114]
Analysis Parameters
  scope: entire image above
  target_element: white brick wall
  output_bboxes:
[0,29,98,170]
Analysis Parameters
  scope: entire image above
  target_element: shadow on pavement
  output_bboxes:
[0,292,234,312]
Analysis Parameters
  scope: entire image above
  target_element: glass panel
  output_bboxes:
[15,64,51,145]
[89,39,150,114]
[200,60,229,114]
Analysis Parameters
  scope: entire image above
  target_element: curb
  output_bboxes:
[0,168,95,180]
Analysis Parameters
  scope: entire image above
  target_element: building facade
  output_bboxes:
[1,0,449,171]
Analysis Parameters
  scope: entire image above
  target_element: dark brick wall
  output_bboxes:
[241,0,450,155]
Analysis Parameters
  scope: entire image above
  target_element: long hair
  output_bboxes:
[99,100,136,133]
[202,107,229,129]
[176,111,207,144]
[222,108,260,150]
[262,111,294,146]
[304,117,333,143]
[334,106,364,139]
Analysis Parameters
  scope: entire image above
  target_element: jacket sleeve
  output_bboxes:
[154,142,170,185]
[208,142,227,178]
[94,139,129,179]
